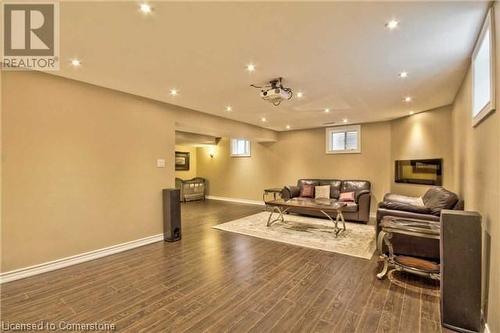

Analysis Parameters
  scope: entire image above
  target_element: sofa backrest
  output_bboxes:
[341,180,371,198]
[320,180,343,198]
[296,179,370,199]
[297,179,320,188]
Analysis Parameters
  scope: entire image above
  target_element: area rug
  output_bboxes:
[213,212,376,259]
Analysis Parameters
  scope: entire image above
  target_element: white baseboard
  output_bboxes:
[484,323,491,333]
[0,233,163,284]
[206,195,265,206]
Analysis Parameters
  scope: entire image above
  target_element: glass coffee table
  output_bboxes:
[265,198,347,237]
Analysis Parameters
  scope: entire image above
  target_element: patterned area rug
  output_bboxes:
[213,212,376,259]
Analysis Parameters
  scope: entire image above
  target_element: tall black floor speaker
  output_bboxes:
[440,210,482,333]
[163,189,181,242]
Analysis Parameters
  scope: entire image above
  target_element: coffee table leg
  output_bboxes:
[278,207,289,222]
[267,208,276,226]
[338,210,346,231]
[267,207,289,226]
[320,210,341,237]
[334,211,346,236]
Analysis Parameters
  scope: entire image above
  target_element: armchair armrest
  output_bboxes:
[379,193,430,215]
[356,190,371,223]
[282,185,300,200]
[378,201,431,215]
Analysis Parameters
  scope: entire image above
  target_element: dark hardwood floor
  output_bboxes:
[0,200,441,332]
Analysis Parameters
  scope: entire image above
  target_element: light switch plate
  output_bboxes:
[156,159,166,168]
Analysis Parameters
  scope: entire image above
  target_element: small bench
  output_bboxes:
[377,216,441,280]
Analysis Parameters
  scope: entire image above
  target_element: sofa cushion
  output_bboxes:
[300,184,315,198]
[343,202,359,213]
[315,185,331,199]
[422,186,459,215]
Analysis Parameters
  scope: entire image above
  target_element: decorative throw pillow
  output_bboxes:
[339,191,355,202]
[315,185,331,199]
[300,184,315,198]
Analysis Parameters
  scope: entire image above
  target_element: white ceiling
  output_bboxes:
[53,1,488,131]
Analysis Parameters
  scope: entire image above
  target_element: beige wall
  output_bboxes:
[450,5,500,330]
[273,123,392,210]
[175,145,197,179]
[197,137,283,202]
[390,105,454,197]
[1,71,278,273]
[1,72,176,272]
[197,122,393,212]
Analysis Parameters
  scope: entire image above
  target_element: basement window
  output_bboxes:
[472,8,496,126]
[230,138,251,157]
[326,125,361,154]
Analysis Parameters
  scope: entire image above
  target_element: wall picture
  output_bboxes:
[175,151,190,171]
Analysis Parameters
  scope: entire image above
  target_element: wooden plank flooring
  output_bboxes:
[0,200,441,332]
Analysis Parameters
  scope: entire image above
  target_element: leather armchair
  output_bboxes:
[376,187,462,224]
[376,186,463,260]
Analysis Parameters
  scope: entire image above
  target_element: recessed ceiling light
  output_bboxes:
[286,125,291,129]
[324,108,330,113]
[261,117,266,122]
[169,88,178,96]
[225,106,232,112]
[385,19,399,30]
[246,64,256,72]
[296,92,304,98]
[403,96,412,103]
[399,71,408,78]
[409,111,415,115]
[70,59,81,67]
[139,3,152,14]
[343,119,348,123]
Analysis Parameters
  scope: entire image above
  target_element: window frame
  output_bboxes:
[230,138,251,157]
[325,125,361,154]
[472,8,496,127]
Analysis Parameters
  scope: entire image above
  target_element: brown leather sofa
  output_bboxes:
[376,186,464,259]
[281,179,371,223]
